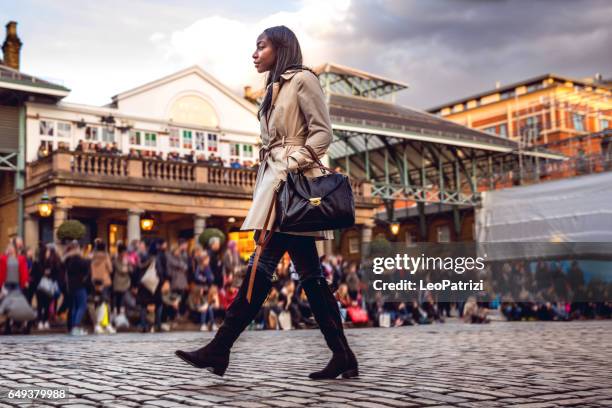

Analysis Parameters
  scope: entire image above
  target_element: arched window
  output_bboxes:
[168,95,219,128]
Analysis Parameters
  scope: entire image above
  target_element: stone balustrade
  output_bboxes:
[26,150,373,203]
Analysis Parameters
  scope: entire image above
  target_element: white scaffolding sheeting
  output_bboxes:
[476,171,612,242]
[475,172,612,260]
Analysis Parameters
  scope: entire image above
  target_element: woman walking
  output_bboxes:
[35,244,62,330]
[176,25,358,379]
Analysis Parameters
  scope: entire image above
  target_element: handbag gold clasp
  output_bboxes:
[309,197,321,206]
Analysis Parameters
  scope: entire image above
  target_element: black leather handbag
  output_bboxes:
[275,145,355,232]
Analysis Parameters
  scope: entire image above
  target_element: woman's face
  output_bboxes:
[253,33,276,73]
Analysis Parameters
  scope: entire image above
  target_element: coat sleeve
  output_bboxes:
[287,71,333,171]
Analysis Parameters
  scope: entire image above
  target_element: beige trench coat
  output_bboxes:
[240,68,334,241]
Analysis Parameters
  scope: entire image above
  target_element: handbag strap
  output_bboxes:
[303,145,337,174]
[246,189,278,303]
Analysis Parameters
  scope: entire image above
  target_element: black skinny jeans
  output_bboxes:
[250,231,324,284]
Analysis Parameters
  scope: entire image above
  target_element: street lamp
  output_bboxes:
[37,190,53,217]
[101,115,116,132]
[390,221,400,236]
[140,213,154,231]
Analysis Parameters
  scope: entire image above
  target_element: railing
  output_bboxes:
[478,153,612,190]
[26,150,373,203]
[207,166,258,188]
[70,152,128,177]
[142,159,195,182]
[350,178,364,197]
[368,153,611,205]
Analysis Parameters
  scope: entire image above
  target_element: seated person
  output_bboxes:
[187,285,213,331]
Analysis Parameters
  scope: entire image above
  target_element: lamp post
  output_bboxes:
[140,212,154,231]
[37,190,55,218]
[390,221,400,236]
[101,115,116,132]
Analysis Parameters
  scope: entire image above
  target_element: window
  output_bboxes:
[230,143,240,156]
[436,225,450,243]
[144,133,157,147]
[207,133,218,152]
[572,113,586,131]
[169,128,180,148]
[101,128,115,143]
[484,126,496,135]
[499,123,508,137]
[242,144,253,158]
[521,116,541,142]
[348,237,359,254]
[85,126,98,141]
[40,120,54,137]
[600,119,609,130]
[182,130,193,149]
[57,122,71,138]
[195,131,206,150]
[527,83,542,93]
[130,130,142,145]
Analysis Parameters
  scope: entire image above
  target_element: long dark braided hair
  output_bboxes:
[258,25,317,120]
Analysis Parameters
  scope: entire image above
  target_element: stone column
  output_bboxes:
[315,240,325,257]
[24,213,39,249]
[127,209,144,243]
[361,221,374,258]
[194,214,210,241]
[53,204,72,244]
[323,239,334,256]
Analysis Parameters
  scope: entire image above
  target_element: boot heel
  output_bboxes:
[206,364,228,376]
[341,368,359,379]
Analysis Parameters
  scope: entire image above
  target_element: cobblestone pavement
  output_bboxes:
[1,320,611,407]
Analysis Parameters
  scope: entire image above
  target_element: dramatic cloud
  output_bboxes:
[152,0,354,93]
[342,0,612,108]
[4,0,610,109]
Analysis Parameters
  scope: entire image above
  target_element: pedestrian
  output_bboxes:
[222,240,242,281]
[134,241,166,333]
[0,240,31,334]
[90,240,115,334]
[176,25,358,379]
[112,242,132,319]
[35,244,62,330]
[167,245,189,314]
[63,240,90,335]
[206,237,223,288]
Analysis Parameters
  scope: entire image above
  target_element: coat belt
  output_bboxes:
[258,140,303,169]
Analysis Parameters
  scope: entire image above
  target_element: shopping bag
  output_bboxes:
[96,302,110,327]
[278,310,292,330]
[0,290,37,322]
[347,306,369,324]
[37,276,59,297]
[140,260,159,294]
[379,312,391,328]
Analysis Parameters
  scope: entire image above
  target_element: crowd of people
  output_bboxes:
[0,235,374,335]
[491,260,612,321]
[0,235,245,335]
[37,140,259,169]
[1,235,610,335]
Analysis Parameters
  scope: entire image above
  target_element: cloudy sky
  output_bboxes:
[3,0,611,109]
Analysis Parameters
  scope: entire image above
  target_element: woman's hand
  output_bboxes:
[286,156,300,172]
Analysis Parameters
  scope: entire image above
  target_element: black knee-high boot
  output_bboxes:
[302,277,359,379]
[175,267,273,376]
